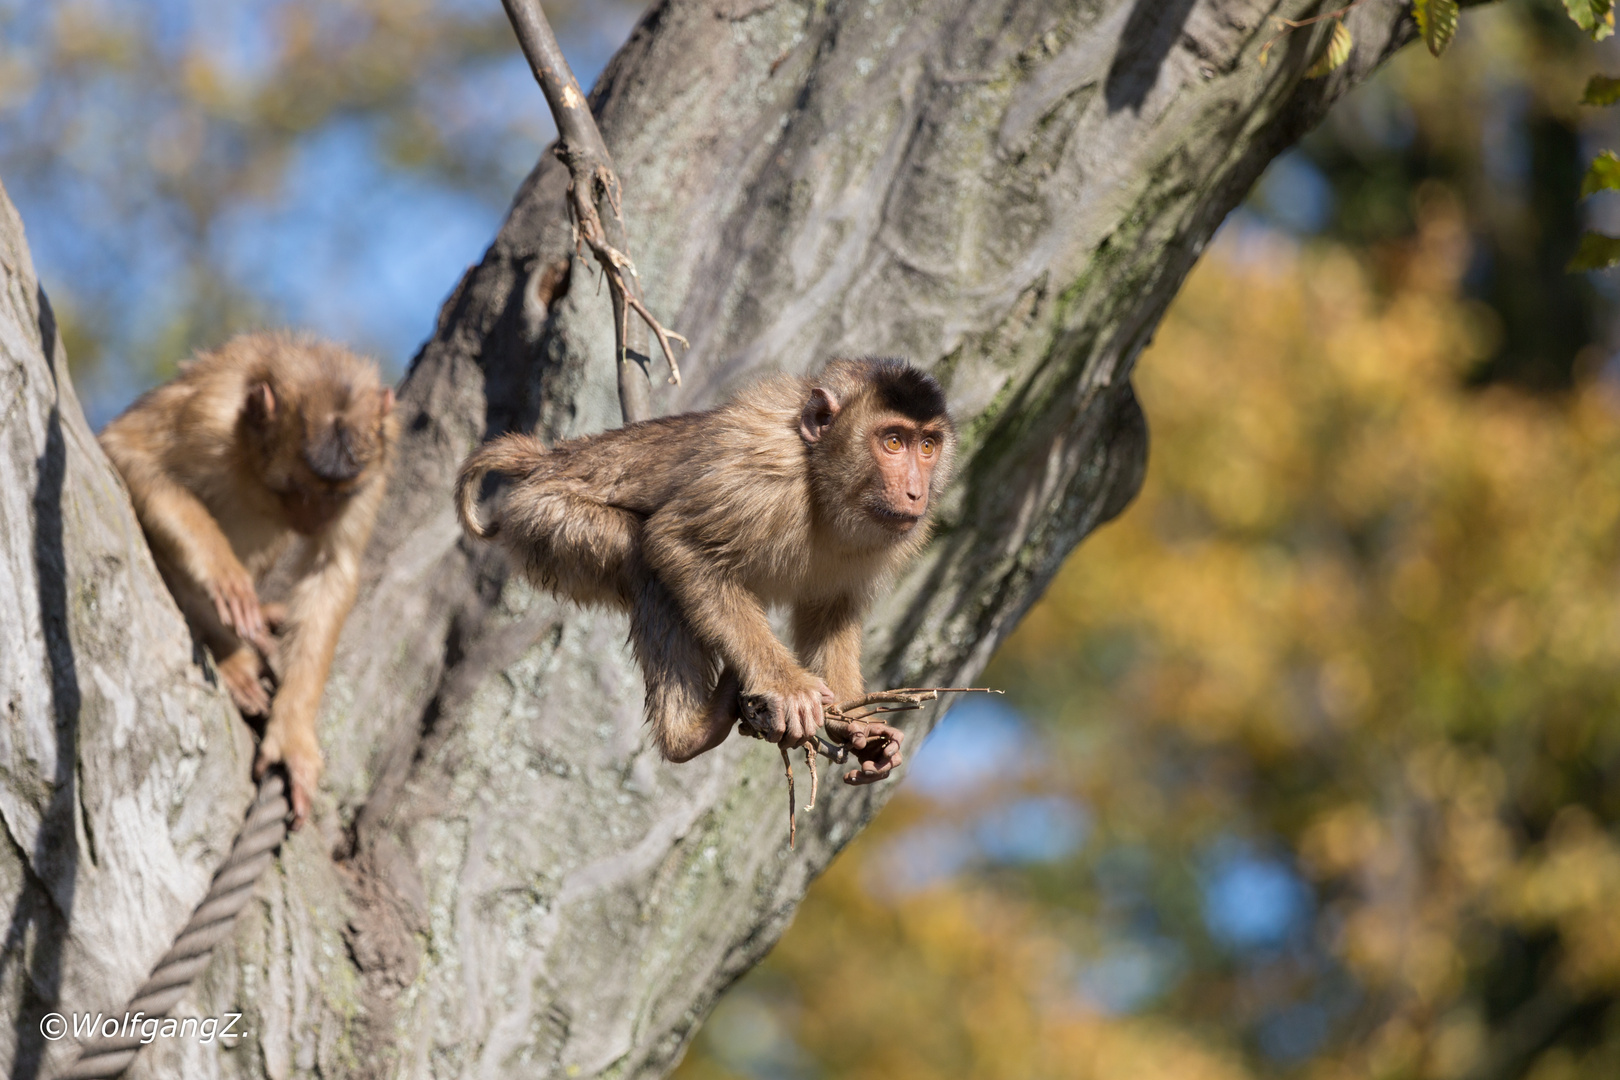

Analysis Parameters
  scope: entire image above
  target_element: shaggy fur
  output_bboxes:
[100,331,397,825]
[456,357,955,763]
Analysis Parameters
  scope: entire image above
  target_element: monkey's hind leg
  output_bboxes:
[631,575,740,762]
[501,487,643,607]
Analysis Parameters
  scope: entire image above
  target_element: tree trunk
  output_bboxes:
[1,1,1416,1076]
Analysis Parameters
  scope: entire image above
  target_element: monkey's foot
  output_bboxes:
[254,733,320,830]
[218,648,271,716]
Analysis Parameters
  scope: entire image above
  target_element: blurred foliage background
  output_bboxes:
[8,2,1620,1078]
[673,5,1620,1080]
[0,0,644,425]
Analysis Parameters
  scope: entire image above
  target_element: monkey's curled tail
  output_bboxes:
[455,433,549,539]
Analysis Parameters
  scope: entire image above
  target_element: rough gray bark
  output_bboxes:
[1,1,1416,1077]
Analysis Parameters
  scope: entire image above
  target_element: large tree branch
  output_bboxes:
[1,2,1426,1077]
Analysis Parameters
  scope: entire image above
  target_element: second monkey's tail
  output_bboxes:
[455,433,548,539]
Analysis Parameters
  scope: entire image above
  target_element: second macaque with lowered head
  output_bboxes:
[456,357,955,783]
[100,332,397,826]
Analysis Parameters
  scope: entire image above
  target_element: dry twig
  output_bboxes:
[1256,0,1373,67]
[780,745,797,848]
[743,687,1001,845]
[500,0,687,424]
[804,744,818,812]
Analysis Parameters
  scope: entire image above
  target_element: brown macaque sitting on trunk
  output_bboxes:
[456,357,955,785]
[100,332,397,827]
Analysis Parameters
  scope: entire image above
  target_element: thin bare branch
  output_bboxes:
[1257,0,1376,66]
[499,0,688,423]
[780,745,797,849]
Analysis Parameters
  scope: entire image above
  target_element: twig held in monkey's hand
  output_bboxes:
[780,745,797,849]
[804,744,818,813]
[498,0,688,424]
[747,687,1001,846]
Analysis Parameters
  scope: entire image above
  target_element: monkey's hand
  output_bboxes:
[207,560,273,655]
[255,721,322,830]
[826,718,904,785]
[746,676,834,748]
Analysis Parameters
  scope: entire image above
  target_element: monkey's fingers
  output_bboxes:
[842,750,902,785]
[256,740,318,830]
[213,575,272,654]
[838,720,903,785]
[237,598,271,654]
[286,780,312,831]
[786,691,830,747]
[845,720,904,753]
[209,586,243,640]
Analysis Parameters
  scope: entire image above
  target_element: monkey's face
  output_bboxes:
[247,378,395,536]
[863,420,947,532]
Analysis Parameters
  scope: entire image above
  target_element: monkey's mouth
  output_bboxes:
[868,506,922,531]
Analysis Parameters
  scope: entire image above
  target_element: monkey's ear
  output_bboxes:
[379,387,395,417]
[799,387,840,444]
[246,382,276,424]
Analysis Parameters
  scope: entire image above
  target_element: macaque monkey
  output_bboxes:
[100,332,397,827]
[456,357,955,784]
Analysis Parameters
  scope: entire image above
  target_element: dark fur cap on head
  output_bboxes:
[816,357,952,426]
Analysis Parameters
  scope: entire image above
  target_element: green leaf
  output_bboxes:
[1567,231,1620,272]
[1563,0,1616,40]
[1581,151,1620,197]
[1305,20,1353,79]
[1414,0,1460,57]
[1584,75,1620,105]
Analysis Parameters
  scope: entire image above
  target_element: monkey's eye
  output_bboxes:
[884,434,904,453]
[920,438,936,456]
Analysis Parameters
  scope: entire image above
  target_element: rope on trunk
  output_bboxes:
[60,774,288,1079]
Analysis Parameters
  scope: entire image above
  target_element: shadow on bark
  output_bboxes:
[1106,0,1199,112]
[3,288,80,1080]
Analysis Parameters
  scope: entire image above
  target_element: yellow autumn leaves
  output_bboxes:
[677,189,1620,1078]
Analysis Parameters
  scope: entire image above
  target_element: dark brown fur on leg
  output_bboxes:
[630,575,739,761]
